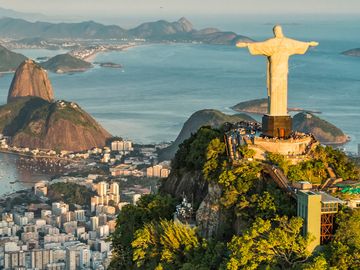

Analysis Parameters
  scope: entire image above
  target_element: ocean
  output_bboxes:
[0,16,359,195]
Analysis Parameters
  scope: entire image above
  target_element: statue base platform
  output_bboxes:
[262,115,292,138]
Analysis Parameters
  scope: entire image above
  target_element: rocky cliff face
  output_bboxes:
[196,183,222,238]
[0,98,111,152]
[2,59,111,152]
[161,169,208,208]
[7,59,54,103]
[162,169,228,239]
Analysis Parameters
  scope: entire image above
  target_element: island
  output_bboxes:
[40,53,92,73]
[342,48,360,57]
[95,62,123,68]
[231,98,321,115]
[293,112,349,145]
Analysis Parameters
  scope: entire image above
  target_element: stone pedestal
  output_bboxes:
[262,115,292,138]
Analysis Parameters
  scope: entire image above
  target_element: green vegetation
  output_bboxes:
[110,126,360,269]
[268,146,359,184]
[159,109,255,160]
[325,209,360,269]
[202,138,296,233]
[172,126,222,171]
[237,145,256,159]
[132,220,199,269]
[0,97,34,131]
[227,216,313,270]
[50,102,97,129]
[47,183,95,205]
[1,97,50,136]
[109,194,177,270]
[1,192,42,210]
[0,96,110,151]
[0,98,98,137]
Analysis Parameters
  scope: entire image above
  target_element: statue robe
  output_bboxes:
[247,37,310,116]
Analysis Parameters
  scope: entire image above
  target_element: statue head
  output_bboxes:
[273,25,284,38]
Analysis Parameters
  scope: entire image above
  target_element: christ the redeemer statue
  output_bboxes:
[236,25,318,138]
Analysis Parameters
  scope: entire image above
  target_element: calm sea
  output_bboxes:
[0,16,359,195]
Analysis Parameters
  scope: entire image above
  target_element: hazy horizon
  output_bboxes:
[0,0,359,15]
[0,0,359,29]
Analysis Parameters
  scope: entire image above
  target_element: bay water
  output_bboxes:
[0,16,359,195]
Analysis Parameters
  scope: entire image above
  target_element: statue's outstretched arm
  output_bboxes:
[236,40,274,56]
[309,41,319,47]
[236,42,249,48]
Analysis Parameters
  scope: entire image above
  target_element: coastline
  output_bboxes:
[82,44,138,62]
[0,148,81,163]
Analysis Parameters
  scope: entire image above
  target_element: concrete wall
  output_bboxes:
[253,136,312,156]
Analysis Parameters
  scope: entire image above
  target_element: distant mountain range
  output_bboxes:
[0,17,252,45]
[0,7,48,22]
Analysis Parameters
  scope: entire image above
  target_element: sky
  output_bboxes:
[0,0,359,29]
[0,0,359,17]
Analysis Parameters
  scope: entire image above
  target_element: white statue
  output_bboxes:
[236,25,318,116]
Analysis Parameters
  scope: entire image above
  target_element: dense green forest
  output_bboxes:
[110,126,360,270]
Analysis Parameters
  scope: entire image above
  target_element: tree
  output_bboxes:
[226,216,313,270]
[287,165,304,182]
[327,209,360,270]
[267,153,290,175]
[218,161,262,209]
[109,194,177,270]
[238,145,256,159]
[132,220,199,269]
[180,241,227,270]
[203,138,226,181]
[172,126,221,171]
[300,254,328,270]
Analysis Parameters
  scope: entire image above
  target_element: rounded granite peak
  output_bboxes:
[7,59,54,103]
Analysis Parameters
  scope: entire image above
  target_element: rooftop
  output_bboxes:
[319,191,344,204]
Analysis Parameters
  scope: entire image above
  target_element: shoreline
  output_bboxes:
[0,149,81,163]
[82,44,138,62]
